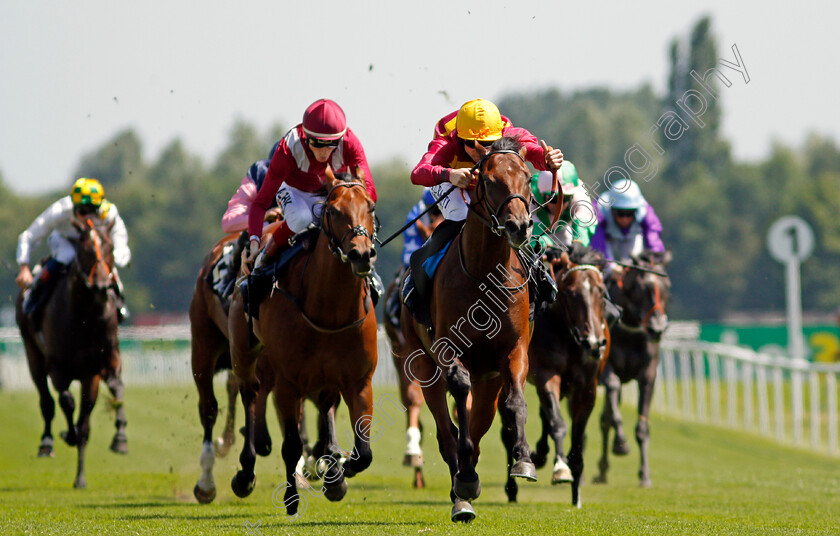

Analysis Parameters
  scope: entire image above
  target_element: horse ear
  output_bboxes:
[559,250,571,270]
[354,164,365,184]
[519,145,527,161]
[324,165,337,187]
[662,250,673,266]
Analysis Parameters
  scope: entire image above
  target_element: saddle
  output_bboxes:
[239,229,319,320]
[402,219,463,326]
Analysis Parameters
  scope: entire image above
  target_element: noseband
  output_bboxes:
[558,264,605,347]
[468,150,530,236]
[320,182,376,263]
[616,270,666,332]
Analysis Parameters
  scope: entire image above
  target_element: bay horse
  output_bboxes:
[228,166,378,516]
[515,244,608,507]
[398,137,536,522]
[15,215,127,488]
[189,228,283,503]
[593,250,671,487]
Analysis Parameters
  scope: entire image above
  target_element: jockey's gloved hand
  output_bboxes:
[241,238,260,275]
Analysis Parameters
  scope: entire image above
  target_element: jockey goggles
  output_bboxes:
[308,137,342,148]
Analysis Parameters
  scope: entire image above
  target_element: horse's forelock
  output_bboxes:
[490,136,521,153]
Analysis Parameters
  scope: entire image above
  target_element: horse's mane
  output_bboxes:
[333,171,356,183]
[489,136,522,153]
[568,243,606,269]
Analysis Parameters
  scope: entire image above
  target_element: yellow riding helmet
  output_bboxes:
[456,99,503,141]
[71,178,105,207]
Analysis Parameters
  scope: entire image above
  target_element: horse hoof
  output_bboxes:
[510,460,538,481]
[639,478,652,488]
[38,442,55,458]
[255,440,272,457]
[73,477,86,489]
[592,474,607,485]
[612,438,631,456]
[450,500,476,523]
[60,430,78,447]
[231,471,256,498]
[552,468,573,485]
[453,473,481,501]
[532,450,548,469]
[194,484,217,504]
[110,437,128,455]
[213,437,232,458]
[324,479,348,502]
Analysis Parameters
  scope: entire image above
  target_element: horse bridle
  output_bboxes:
[75,217,113,289]
[320,182,377,264]
[616,269,666,333]
[557,264,606,347]
[467,149,530,237]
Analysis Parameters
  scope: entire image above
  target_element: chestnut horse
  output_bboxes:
[516,245,608,507]
[228,167,378,516]
[593,250,670,487]
[189,229,281,503]
[16,216,126,488]
[399,137,536,522]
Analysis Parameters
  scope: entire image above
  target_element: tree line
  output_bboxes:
[1,17,838,323]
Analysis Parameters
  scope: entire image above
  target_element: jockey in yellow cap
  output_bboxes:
[16,178,131,322]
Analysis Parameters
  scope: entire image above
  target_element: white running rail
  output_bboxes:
[657,340,840,456]
[0,326,400,390]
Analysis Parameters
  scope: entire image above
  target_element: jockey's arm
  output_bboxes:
[106,204,131,268]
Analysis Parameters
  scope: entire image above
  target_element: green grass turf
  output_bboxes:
[1,381,838,535]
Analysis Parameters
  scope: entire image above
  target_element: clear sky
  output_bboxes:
[1,1,837,194]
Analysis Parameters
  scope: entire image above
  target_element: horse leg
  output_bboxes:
[311,392,346,500]
[397,354,425,486]
[536,375,572,485]
[412,350,470,521]
[191,335,223,503]
[253,372,273,457]
[275,394,306,517]
[446,362,481,504]
[593,367,621,484]
[72,375,100,489]
[24,342,55,457]
[636,357,658,488]
[103,368,128,455]
[606,369,630,455]
[228,289,261,498]
[341,380,374,479]
[215,370,238,457]
[499,347,537,482]
[55,376,78,447]
[567,380,597,508]
[230,377,259,498]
